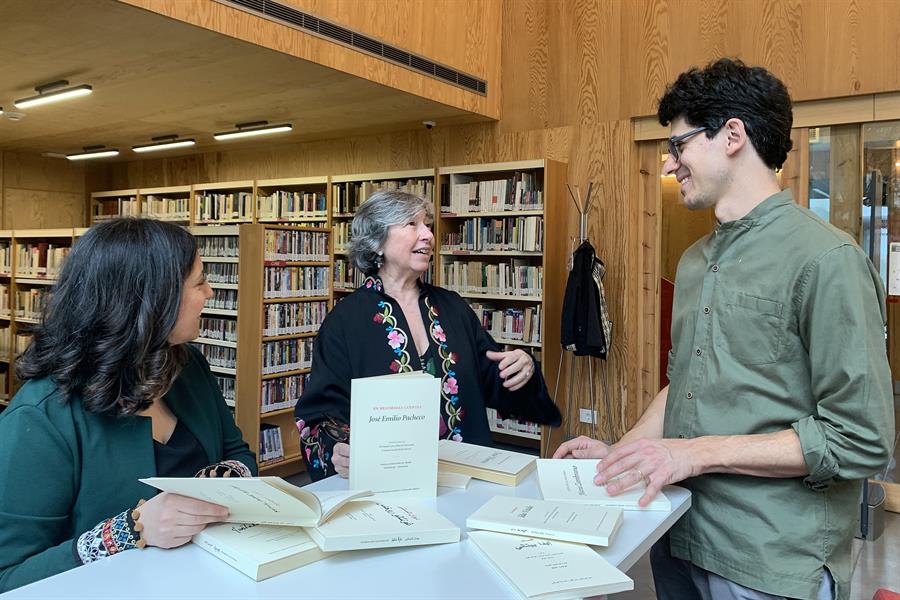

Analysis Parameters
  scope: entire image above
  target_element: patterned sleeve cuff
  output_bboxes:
[74,509,141,565]
[194,459,253,478]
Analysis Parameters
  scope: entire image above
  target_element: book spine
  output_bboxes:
[465,519,607,547]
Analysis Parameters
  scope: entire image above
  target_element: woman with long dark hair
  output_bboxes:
[0,218,255,591]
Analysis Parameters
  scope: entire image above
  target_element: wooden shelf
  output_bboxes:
[453,291,542,302]
[259,452,302,473]
[440,250,543,257]
[194,337,237,348]
[260,407,296,418]
[262,260,330,267]
[263,295,330,304]
[262,331,319,342]
[493,338,542,348]
[209,366,236,376]
[200,256,240,263]
[332,168,434,183]
[489,425,541,440]
[209,283,239,290]
[261,368,310,380]
[202,308,238,317]
[15,317,40,324]
[439,210,543,218]
[13,277,58,285]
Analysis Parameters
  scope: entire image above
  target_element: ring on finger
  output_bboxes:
[635,468,650,486]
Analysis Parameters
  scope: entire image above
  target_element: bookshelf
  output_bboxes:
[256,177,328,227]
[0,228,80,405]
[90,189,139,223]
[236,224,331,477]
[436,159,568,448]
[139,185,192,224]
[330,169,436,294]
[194,181,255,225]
[190,226,241,408]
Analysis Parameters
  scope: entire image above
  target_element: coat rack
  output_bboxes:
[546,182,617,456]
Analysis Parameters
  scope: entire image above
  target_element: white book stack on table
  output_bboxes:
[438,439,536,486]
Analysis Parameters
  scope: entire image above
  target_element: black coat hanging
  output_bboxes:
[560,240,612,359]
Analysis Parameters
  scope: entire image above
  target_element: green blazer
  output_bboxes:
[0,346,256,592]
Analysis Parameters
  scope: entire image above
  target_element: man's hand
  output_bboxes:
[552,435,610,459]
[333,442,351,478]
[596,438,698,507]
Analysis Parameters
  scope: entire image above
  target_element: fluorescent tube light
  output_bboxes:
[214,121,292,141]
[15,81,93,109]
[132,135,196,153]
[66,146,119,161]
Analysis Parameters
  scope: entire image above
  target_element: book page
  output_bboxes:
[261,479,371,524]
[437,471,471,488]
[141,477,321,526]
[468,530,632,598]
[350,373,440,498]
[309,500,459,548]
[535,459,671,511]
[196,522,319,562]
[438,439,535,475]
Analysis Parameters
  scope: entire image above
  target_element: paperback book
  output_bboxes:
[468,530,633,599]
[438,439,535,486]
[467,495,623,547]
[194,522,329,581]
[535,459,671,511]
[304,499,460,552]
[141,476,372,526]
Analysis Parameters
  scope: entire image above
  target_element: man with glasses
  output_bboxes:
[554,58,893,599]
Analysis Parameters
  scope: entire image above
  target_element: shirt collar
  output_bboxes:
[716,189,794,232]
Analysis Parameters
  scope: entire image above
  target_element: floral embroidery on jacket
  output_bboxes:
[425,298,464,441]
[296,416,349,479]
[375,299,414,373]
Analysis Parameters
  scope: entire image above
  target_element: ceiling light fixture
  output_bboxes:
[15,80,93,109]
[132,134,196,153]
[213,121,292,141]
[66,145,119,161]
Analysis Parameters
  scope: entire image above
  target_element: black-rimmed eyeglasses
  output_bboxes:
[667,127,708,163]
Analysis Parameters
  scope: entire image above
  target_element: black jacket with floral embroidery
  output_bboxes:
[293,276,561,480]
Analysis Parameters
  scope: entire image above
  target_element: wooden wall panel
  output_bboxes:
[121,0,501,119]
[1,152,86,229]
[828,124,863,241]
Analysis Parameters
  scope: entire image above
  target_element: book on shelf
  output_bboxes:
[437,439,536,486]
[194,522,330,581]
[349,371,440,498]
[466,495,623,547]
[467,530,632,599]
[304,499,460,552]
[140,476,372,526]
[535,459,671,511]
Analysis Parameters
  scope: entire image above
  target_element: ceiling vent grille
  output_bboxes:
[217,0,487,96]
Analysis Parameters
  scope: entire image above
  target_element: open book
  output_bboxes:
[194,522,329,581]
[438,440,536,486]
[141,476,372,526]
[535,459,671,511]
[304,499,460,552]
[468,530,633,599]
[467,495,623,547]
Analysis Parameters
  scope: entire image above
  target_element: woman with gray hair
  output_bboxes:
[294,190,561,480]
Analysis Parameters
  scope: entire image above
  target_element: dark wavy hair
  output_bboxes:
[657,58,793,169]
[16,218,198,416]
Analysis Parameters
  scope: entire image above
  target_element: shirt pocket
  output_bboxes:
[716,292,785,365]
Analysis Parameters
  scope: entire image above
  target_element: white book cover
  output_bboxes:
[305,499,460,552]
[467,530,633,599]
[193,522,329,581]
[535,459,671,511]
[467,495,623,547]
[438,440,535,477]
[141,477,371,526]
[350,372,440,498]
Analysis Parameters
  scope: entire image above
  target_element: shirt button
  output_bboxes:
[703,306,710,314]
[711,264,719,272]
[686,392,693,399]
[696,348,702,356]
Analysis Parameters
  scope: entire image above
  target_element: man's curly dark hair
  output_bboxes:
[657,58,793,169]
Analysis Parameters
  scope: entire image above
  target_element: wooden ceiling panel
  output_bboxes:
[0,0,488,157]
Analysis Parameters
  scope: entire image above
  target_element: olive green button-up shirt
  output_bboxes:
[664,190,894,600]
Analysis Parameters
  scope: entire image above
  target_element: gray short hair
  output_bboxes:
[347,190,434,274]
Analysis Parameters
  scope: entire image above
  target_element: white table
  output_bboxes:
[3,474,690,599]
